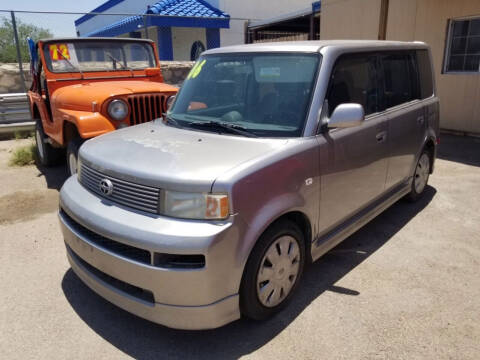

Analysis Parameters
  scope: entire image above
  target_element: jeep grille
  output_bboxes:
[127,94,167,125]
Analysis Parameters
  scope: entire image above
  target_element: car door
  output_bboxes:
[318,53,389,234]
[380,51,427,189]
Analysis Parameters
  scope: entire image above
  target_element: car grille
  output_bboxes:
[61,208,206,270]
[79,163,160,214]
[61,209,152,265]
[127,94,167,125]
[67,244,155,304]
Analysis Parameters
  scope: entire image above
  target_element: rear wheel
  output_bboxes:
[407,151,431,202]
[35,119,63,166]
[66,137,83,176]
[240,220,305,320]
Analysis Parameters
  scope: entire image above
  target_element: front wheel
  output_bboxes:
[66,137,83,176]
[240,220,305,320]
[35,120,63,166]
[407,151,431,202]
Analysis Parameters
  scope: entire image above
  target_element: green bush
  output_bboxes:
[14,131,34,140]
[9,143,37,166]
[0,16,52,63]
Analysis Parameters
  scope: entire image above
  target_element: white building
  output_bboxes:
[75,0,321,61]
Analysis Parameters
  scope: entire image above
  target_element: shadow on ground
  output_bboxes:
[62,186,436,360]
[437,133,480,167]
[35,162,69,191]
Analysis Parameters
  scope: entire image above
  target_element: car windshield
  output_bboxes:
[169,53,320,137]
[43,40,156,73]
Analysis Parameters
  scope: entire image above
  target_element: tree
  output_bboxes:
[0,16,52,63]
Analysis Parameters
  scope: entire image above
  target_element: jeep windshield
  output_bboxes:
[43,40,156,73]
[169,53,320,138]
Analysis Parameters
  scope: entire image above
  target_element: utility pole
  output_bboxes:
[143,15,149,39]
[11,11,27,93]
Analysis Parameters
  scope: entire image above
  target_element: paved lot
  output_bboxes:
[0,134,479,359]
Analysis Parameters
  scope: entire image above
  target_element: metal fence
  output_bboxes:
[247,30,311,43]
[0,8,312,132]
[0,9,249,132]
[0,93,34,134]
[0,9,250,94]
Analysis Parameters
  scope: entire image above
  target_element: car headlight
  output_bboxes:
[161,191,229,220]
[107,99,128,121]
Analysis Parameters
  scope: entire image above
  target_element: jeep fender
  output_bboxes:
[57,109,115,145]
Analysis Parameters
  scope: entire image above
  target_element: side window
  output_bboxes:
[416,50,434,99]
[327,54,378,116]
[381,53,418,108]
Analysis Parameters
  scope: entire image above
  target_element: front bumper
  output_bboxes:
[59,176,244,330]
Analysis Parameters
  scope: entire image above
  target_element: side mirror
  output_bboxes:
[328,103,365,128]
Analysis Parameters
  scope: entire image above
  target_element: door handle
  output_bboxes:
[417,116,425,125]
[376,131,387,143]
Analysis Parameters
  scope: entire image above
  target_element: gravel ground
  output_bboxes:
[0,134,479,360]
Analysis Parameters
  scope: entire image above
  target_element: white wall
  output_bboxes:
[171,27,207,61]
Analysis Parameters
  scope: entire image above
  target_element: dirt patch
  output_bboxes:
[0,190,58,224]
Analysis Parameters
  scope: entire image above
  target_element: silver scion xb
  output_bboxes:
[59,40,439,330]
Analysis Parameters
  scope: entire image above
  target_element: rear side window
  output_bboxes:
[381,53,418,108]
[327,54,378,116]
[416,50,434,99]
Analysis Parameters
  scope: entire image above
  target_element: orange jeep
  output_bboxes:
[27,37,178,175]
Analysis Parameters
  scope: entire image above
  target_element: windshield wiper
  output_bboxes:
[187,121,258,138]
[57,50,83,77]
[162,113,183,128]
[106,53,127,70]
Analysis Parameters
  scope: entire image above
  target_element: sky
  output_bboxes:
[0,0,107,36]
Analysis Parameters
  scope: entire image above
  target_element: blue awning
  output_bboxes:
[84,0,230,37]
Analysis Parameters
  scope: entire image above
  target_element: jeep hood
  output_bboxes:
[79,120,288,192]
[52,80,177,111]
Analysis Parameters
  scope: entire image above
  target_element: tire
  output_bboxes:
[407,150,431,202]
[240,220,305,320]
[35,119,63,166]
[66,137,83,176]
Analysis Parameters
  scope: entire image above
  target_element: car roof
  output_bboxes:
[38,37,154,44]
[203,40,429,55]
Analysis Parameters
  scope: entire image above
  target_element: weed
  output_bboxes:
[14,131,34,140]
[8,143,37,166]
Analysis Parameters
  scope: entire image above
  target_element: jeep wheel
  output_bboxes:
[240,220,305,320]
[35,120,63,166]
[66,137,83,176]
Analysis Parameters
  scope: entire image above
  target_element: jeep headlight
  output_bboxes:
[107,99,128,121]
[161,191,229,220]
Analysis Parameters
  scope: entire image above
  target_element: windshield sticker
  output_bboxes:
[259,67,281,78]
[48,43,79,71]
[49,44,70,61]
[187,59,206,79]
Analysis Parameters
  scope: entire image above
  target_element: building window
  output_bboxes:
[444,17,480,73]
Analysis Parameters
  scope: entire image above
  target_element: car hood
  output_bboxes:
[79,120,289,192]
[52,80,177,111]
